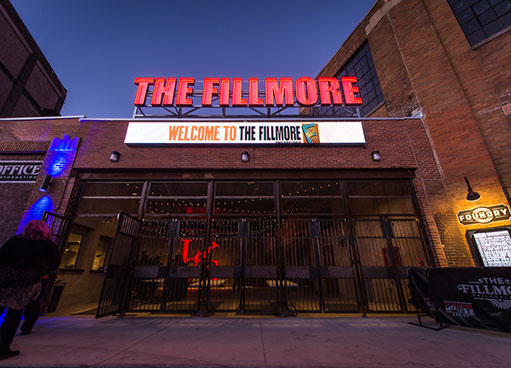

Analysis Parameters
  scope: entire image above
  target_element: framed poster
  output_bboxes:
[466,227,511,267]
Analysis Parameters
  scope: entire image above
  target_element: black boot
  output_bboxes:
[0,348,20,360]
[0,309,22,360]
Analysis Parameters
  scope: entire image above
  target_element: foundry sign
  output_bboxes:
[133,77,363,107]
[0,161,42,183]
[124,121,365,145]
[457,204,511,225]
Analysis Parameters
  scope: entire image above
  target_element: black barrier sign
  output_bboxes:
[458,204,511,225]
[409,268,511,333]
[0,161,42,182]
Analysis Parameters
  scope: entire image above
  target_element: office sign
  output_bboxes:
[0,161,42,183]
[133,77,363,107]
[124,121,365,145]
[457,204,511,225]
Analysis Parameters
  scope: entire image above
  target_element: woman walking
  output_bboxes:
[0,220,59,360]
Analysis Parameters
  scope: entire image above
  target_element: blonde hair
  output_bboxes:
[22,220,53,241]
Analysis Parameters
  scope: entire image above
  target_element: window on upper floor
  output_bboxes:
[449,0,511,46]
[314,41,384,118]
[336,41,384,117]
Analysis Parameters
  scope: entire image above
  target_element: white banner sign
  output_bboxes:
[124,121,365,145]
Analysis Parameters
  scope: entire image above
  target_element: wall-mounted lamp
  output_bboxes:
[241,151,249,162]
[110,151,120,162]
[371,150,381,161]
[465,176,481,201]
[39,174,52,192]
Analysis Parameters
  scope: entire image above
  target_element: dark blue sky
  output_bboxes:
[11,0,376,118]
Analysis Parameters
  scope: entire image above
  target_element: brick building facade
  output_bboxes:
[318,0,511,267]
[0,115,445,313]
[0,0,510,315]
[0,0,66,117]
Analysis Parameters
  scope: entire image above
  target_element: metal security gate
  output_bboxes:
[96,212,139,318]
[126,218,281,314]
[281,219,361,313]
[97,215,430,316]
[128,219,207,313]
[42,211,73,314]
[353,216,431,313]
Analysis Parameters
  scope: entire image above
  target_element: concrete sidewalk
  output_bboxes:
[1,315,510,368]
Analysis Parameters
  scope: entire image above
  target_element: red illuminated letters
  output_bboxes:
[151,78,176,106]
[341,77,362,104]
[295,77,318,106]
[176,77,195,106]
[265,77,294,106]
[133,76,362,107]
[202,78,219,106]
[318,77,343,105]
[219,78,230,106]
[133,77,154,106]
[232,78,247,106]
[248,78,264,106]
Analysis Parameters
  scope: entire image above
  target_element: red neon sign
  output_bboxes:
[134,77,363,107]
[181,239,219,266]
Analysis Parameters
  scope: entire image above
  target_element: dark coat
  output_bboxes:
[0,236,60,287]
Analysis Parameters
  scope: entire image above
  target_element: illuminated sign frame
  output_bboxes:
[457,204,511,226]
[124,121,366,145]
[133,77,363,108]
[466,227,511,267]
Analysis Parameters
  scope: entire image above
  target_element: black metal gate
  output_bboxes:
[353,216,431,313]
[42,211,72,313]
[281,219,361,313]
[97,215,429,316]
[96,212,139,318]
[128,219,206,314]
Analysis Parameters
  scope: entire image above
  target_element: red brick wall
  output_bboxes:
[318,0,511,266]
[75,119,427,170]
[422,0,511,199]
[0,118,82,241]
[73,117,448,266]
[1,116,449,266]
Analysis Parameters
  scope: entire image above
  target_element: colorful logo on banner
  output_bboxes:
[457,278,511,310]
[444,301,476,317]
[457,204,511,225]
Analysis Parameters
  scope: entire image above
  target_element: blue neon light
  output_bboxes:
[16,196,54,234]
[46,135,79,178]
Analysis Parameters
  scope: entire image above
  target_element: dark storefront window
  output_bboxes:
[74,179,421,218]
[347,180,415,215]
[449,0,511,46]
[90,236,112,271]
[146,182,208,216]
[214,181,275,216]
[77,182,143,216]
[280,181,344,215]
[60,232,83,269]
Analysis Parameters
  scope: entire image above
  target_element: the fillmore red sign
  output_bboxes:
[134,77,362,107]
